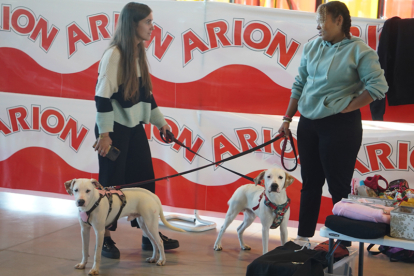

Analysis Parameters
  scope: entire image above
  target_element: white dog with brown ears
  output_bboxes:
[64,178,185,275]
[214,168,295,254]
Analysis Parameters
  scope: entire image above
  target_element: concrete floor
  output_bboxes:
[0,188,412,276]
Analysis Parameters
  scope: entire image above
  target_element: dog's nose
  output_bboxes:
[77,199,85,206]
[270,183,279,192]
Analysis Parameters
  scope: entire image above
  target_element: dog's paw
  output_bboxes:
[74,263,86,269]
[156,259,166,266]
[88,268,99,275]
[146,257,156,263]
[213,245,223,251]
[241,245,251,250]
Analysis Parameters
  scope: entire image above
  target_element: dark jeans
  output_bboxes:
[95,122,155,230]
[297,110,362,237]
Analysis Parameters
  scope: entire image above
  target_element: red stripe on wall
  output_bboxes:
[0,147,98,194]
[0,47,98,100]
[1,47,412,123]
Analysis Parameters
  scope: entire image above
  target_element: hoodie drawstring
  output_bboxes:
[325,40,342,80]
[311,43,325,84]
[311,40,343,83]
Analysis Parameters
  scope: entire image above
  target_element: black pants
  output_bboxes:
[297,110,362,237]
[95,122,155,230]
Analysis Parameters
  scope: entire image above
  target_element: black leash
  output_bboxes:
[112,130,297,190]
[161,130,255,182]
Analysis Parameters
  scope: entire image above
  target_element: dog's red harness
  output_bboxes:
[79,187,127,229]
[252,190,290,229]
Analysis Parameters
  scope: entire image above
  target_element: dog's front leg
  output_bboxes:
[89,227,105,275]
[75,223,91,269]
[261,226,270,254]
[279,212,289,246]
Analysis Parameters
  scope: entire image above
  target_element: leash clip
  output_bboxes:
[160,129,175,144]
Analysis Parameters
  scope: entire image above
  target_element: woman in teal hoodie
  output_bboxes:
[279,1,388,241]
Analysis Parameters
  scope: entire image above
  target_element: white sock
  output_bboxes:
[296,235,310,241]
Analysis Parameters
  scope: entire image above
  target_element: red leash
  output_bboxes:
[280,131,298,172]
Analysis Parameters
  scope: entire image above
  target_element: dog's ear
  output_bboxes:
[254,171,266,186]
[91,179,104,189]
[283,173,295,189]
[64,179,76,195]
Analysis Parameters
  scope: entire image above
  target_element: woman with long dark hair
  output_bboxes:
[94,2,179,259]
[279,1,388,242]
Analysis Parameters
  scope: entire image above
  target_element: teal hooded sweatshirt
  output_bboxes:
[291,36,388,120]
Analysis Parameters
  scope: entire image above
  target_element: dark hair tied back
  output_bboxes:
[319,1,352,39]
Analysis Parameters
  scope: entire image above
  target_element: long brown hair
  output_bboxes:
[110,2,152,102]
[317,1,352,39]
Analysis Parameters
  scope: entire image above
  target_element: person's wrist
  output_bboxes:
[282,116,292,123]
[99,134,109,139]
[282,120,291,124]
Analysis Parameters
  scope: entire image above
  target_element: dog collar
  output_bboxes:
[79,192,106,226]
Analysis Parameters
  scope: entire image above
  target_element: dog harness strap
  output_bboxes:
[104,187,127,230]
[80,193,105,226]
[106,191,113,218]
[97,187,114,221]
[263,194,290,229]
[252,191,265,211]
[112,191,127,225]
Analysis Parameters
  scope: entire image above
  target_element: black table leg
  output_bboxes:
[358,242,364,276]
[328,238,334,273]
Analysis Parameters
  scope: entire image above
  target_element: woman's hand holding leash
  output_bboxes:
[159,124,171,140]
[278,121,291,138]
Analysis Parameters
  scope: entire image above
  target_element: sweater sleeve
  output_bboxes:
[291,44,309,100]
[357,44,389,100]
[95,48,120,133]
[149,94,168,129]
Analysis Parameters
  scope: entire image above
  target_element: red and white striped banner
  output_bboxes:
[2,0,413,223]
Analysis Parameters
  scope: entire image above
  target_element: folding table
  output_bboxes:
[320,226,414,276]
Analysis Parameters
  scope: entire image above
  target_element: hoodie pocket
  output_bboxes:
[323,93,354,111]
[298,94,335,117]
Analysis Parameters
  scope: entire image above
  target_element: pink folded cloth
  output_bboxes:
[332,201,393,224]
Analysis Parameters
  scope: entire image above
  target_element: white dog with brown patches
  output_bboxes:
[64,178,185,275]
[214,168,294,254]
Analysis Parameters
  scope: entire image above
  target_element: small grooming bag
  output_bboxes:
[390,206,414,241]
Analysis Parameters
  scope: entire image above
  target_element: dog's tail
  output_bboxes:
[154,195,186,232]
[159,211,186,232]
[134,187,186,232]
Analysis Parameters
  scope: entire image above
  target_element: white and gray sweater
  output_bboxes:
[95,46,167,134]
